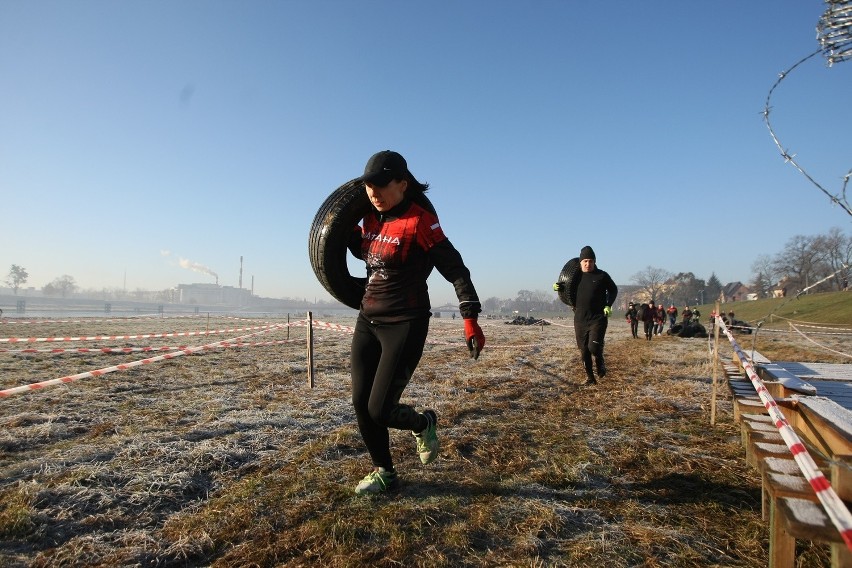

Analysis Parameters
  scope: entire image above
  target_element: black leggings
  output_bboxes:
[350,314,430,470]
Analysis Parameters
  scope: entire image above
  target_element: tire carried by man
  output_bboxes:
[553,257,580,307]
[554,246,617,386]
[308,178,436,310]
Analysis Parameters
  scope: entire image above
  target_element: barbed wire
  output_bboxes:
[817,0,852,65]
[763,1,852,218]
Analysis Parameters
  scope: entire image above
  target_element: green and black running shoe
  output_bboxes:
[413,409,439,465]
[354,468,398,495]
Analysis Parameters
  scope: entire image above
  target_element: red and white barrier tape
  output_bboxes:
[0,328,284,398]
[0,338,308,355]
[0,314,282,325]
[310,320,355,333]
[2,345,189,355]
[0,317,524,396]
[310,318,473,349]
[717,316,852,550]
[1,317,161,325]
[307,318,569,351]
[0,321,352,355]
[0,322,299,344]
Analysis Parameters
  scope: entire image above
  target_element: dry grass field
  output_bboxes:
[0,312,849,567]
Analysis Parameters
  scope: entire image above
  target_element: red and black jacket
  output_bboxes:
[349,197,481,323]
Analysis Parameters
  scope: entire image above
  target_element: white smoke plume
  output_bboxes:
[178,258,218,280]
[161,250,218,281]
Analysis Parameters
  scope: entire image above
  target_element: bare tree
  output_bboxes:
[43,275,78,298]
[630,266,671,304]
[750,272,772,300]
[512,290,534,315]
[482,297,501,314]
[773,234,825,293]
[4,264,29,294]
[512,289,552,314]
[667,272,706,306]
[750,255,777,298]
[815,227,852,290]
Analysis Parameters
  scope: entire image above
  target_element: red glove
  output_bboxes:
[463,318,485,360]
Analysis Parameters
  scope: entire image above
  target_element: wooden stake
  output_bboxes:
[307,311,314,388]
[711,300,721,425]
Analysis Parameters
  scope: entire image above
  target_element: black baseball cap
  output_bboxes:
[359,150,410,187]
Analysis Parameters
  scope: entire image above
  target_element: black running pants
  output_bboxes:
[350,314,430,470]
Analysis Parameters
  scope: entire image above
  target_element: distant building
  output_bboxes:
[431,303,460,319]
[177,283,252,306]
[721,281,751,302]
[772,278,792,298]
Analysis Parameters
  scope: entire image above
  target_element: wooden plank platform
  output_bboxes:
[776,397,852,457]
[767,363,852,411]
[758,364,818,395]
[729,378,758,397]
[753,446,850,567]
[774,497,852,567]
[760,457,831,520]
[735,398,768,420]
[726,358,852,566]
[739,349,772,365]
[770,363,852,382]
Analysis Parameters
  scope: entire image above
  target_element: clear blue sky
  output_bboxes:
[2,1,850,305]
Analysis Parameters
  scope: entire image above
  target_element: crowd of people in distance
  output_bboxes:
[624,302,703,340]
[709,309,753,334]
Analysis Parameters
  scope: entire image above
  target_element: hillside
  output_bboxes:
[671,289,852,329]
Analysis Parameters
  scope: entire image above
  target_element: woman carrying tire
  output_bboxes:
[344,150,485,495]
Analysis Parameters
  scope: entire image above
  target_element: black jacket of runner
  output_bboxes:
[574,268,618,322]
[348,196,481,323]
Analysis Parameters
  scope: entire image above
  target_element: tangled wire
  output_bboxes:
[818,0,852,65]
[763,0,852,218]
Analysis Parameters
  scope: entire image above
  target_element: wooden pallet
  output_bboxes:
[738,402,852,567]
[725,351,852,565]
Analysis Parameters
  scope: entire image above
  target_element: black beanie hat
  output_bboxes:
[579,245,596,260]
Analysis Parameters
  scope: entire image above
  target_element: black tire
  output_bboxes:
[556,257,580,307]
[308,178,436,310]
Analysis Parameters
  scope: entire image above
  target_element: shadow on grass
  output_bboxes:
[617,471,761,509]
[385,478,589,501]
[517,359,587,390]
